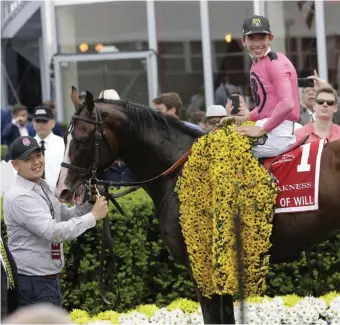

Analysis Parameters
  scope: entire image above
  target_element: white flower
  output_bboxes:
[315,319,327,325]
[119,311,149,325]
[188,312,204,325]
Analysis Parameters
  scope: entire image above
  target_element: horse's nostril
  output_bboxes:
[59,189,73,203]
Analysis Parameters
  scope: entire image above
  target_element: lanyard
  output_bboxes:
[40,186,55,219]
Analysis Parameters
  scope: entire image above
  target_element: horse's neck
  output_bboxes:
[119,129,195,207]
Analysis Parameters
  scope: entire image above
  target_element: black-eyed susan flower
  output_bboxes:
[176,122,279,298]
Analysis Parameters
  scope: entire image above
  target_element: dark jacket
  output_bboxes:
[1,110,12,145]
[103,161,135,186]
[1,123,36,161]
[1,239,19,320]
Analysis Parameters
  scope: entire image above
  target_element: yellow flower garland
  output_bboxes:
[176,122,278,298]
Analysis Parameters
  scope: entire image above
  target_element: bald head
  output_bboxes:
[4,304,72,324]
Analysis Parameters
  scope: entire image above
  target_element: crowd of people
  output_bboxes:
[1,13,340,323]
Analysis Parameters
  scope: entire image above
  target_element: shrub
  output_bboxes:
[1,145,8,160]
[1,189,340,314]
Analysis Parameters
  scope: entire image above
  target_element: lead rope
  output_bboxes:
[97,184,127,307]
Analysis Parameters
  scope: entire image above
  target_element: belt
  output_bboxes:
[39,273,60,279]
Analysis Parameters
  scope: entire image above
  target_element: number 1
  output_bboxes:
[297,143,311,172]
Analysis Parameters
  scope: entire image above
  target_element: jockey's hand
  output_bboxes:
[219,113,249,127]
[236,125,266,138]
[307,70,331,89]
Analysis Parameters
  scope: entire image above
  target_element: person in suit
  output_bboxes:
[1,236,18,320]
[2,105,35,161]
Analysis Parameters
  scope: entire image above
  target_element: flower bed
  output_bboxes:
[71,293,340,324]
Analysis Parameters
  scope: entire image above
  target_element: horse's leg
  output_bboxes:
[187,259,235,324]
[220,294,236,324]
[193,291,235,324]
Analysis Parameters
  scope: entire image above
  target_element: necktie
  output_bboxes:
[40,140,45,179]
[0,241,15,288]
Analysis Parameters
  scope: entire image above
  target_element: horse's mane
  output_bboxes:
[95,98,205,138]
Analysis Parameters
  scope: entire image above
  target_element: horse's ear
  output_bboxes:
[85,91,94,115]
[71,86,81,108]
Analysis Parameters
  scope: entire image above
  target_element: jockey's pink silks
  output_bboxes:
[248,51,301,158]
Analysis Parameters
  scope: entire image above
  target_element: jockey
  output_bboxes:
[222,15,300,158]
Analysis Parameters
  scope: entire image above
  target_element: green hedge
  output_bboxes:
[1,145,8,160]
[1,190,340,314]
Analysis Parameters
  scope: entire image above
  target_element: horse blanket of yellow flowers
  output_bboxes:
[176,123,278,298]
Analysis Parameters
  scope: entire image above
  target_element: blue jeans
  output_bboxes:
[17,275,62,307]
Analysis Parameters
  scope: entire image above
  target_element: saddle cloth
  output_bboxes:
[264,139,326,213]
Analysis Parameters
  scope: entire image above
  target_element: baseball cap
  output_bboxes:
[9,136,43,160]
[206,105,227,117]
[242,15,271,36]
[33,105,54,121]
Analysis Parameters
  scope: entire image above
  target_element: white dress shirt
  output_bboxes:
[35,132,65,193]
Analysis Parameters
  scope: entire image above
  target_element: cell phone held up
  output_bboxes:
[298,78,314,88]
[229,95,240,115]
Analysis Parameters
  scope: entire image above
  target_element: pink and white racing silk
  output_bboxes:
[248,51,300,158]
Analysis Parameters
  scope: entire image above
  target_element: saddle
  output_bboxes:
[259,134,310,171]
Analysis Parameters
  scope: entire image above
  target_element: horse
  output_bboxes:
[55,87,340,324]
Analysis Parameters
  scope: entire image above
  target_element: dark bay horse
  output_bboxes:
[56,88,340,324]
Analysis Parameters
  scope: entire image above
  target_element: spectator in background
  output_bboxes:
[188,110,206,126]
[188,85,205,114]
[97,89,136,185]
[98,89,120,100]
[205,105,227,131]
[2,105,34,161]
[298,87,316,125]
[225,92,250,116]
[32,106,65,193]
[27,100,64,138]
[152,92,202,131]
[199,116,209,131]
[295,87,340,143]
[1,110,12,145]
[214,75,243,107]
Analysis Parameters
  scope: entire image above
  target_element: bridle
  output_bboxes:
[61,102,107,190]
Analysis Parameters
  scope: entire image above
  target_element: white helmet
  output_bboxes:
[206,105,227,117]
[98,89,120,100]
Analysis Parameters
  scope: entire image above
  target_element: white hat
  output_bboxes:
[98,89,120,100]
[206,105,227,117]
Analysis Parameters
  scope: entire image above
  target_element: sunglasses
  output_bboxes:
[316,99,335,106]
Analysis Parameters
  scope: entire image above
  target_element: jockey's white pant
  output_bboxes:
[252,119,296,158]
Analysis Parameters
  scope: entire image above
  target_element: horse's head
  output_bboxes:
[55,87,117,204]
